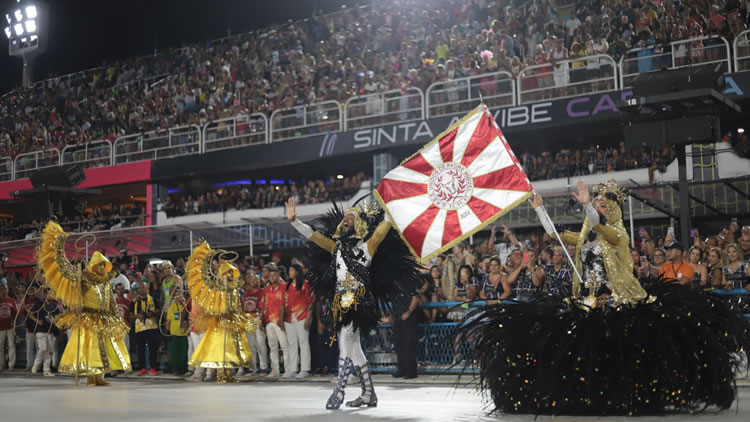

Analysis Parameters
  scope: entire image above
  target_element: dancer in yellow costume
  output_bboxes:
[37,222,131,386]
[187,241,257,383]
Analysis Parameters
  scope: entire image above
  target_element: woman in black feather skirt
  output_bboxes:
[286,198,422,410]
[458,180,750,416]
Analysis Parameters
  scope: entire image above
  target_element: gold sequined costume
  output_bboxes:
[187,242,257,377]
[37,222,131,384]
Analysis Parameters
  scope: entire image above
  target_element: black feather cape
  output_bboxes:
[304,204,422,334]
[457,281,750,416]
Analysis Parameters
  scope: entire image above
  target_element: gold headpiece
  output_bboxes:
[218,262,240,281]
[87,251,112,275]
[333,206,368,239]
[592,180,628,205]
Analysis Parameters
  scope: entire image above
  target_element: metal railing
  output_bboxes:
[426,71,515,118]
[113,125,201,164]
[734,29,750,72]
[344,88,424,130]
[269,100,342,143]
[0,157,12,182]
[61,140,113,169]
[518,54,617,104]
[620,36,731,89]
[203,113,268,153]
[13,149,62,180]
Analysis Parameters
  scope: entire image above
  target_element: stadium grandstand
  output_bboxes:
[1,0,750,419]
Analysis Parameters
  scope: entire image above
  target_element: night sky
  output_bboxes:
[0,0,366,93]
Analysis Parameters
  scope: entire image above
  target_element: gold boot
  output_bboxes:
[87,376,96,386]
[217,369,226,384]
[94,375,111,386]
[224,369,238,383]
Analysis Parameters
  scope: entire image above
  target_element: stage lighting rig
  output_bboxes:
[4,1,47,88]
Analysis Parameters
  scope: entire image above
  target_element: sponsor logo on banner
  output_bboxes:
[428,162,474,210]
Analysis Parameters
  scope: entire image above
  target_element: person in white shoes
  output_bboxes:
[264,266,291,378]
[26,288,59,376]
[241,273,269,376]
[284,264,314,379]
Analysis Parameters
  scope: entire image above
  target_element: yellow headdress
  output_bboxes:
[218,262,240,281]
[87,251,112,275]
[333,207,369,239]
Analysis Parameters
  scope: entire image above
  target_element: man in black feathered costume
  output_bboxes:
[286,198,421,410]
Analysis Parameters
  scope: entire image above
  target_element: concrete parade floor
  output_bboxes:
[1,374,750,422]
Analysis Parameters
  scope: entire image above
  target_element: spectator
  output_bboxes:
[707,246,727,289]
[453,265,477,303]
[239,273,268,376]
[0,284,17,372]
[392,293,419,379]
[659,242,694,285]
[505,248,541,302]
[19,284,38,371]
[479,257,505,304]
[26,287,59,376]
[159,260,184,308]
[131,285,160,376]
[164,290,189,375]
[687,246,709,290]
[651,248,667,274]
[110,265,130,292]
[114,282,132,352]
[284,264,313,379]
[538,246,573,297]
[421,265,446,322]
[722,243,750,290]
[264,266,291,378]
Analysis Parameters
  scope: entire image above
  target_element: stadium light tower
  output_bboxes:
[4,1,47,88]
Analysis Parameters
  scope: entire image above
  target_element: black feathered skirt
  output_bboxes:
[457,283,750,415]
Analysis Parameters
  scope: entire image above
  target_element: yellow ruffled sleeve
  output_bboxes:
[37,221,83,308]
[187,241,227,315]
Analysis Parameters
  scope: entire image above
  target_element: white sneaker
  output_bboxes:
[31,365,40,374]
[295,370,309,379]
[266,370,280,378]
[188,374,202,382]
[282,371,296,379]
[43,371,55,377]
[235,368,247,377]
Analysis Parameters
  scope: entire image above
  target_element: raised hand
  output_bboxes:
[285,198,296,222]
[571,180,590,204]
[528,192,543,208]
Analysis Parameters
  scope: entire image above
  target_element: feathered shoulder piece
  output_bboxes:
[186,241,235,315]
[37,221,84,308]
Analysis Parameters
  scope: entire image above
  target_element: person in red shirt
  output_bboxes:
[284,264,314,378]
[19,284,38,371]
[264,265,291,378]
[0,284,18,371]
[238,273,268,375]
[114,283,132,351]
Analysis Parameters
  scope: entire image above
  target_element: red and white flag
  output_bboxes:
[374,105,533,263]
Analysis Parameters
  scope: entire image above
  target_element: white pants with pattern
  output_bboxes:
[0,328,16,370]
[25,331,36,369]
[265,322,291,373]
[285,315,311,372]
[339,323,367,367]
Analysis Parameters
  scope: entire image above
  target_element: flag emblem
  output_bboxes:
[374,105,533,263]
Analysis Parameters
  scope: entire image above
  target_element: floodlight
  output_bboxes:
[24,19,35,32]
[25,5,36,18]
[20,36,25,42]
[4,27,10,39]
[5,14,10,24]
[30,34,36,41]
[14,9,22,22]
[13,22,23,35]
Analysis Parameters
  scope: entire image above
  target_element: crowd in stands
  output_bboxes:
[162,173,366,217]
[2,216,749,375]
[2,0,747,159]
[521,142,675,182]
[0,202,145,241]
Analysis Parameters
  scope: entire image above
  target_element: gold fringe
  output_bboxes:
[56,311,130,339]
